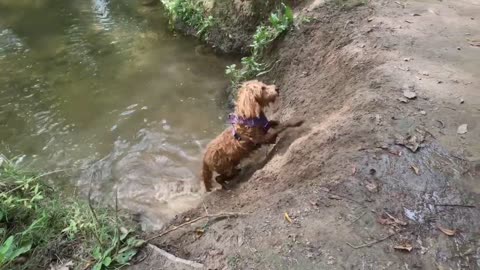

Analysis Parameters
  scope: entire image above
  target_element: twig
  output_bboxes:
[88,174,102,245]
[114,189,120,254]
[346,233,396,249]
[146,212,248,242]
[434,204,476,208]
[347,212,367,226]
[35,169,69,179]
[202,203,209,215]
[147,244,204,269]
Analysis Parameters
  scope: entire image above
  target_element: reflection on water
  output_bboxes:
[0,0,231,230]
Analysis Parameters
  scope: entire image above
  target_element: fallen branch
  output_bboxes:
[146,212,248,242]
[346,233,396,249]
[148,244,204,269]
[434,204,476,208]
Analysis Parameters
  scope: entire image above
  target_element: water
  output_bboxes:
[0,0,232,230]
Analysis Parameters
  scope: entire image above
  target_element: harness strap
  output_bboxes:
[229,113,270,141]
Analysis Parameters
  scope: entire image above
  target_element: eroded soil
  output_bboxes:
[135,0,480,269]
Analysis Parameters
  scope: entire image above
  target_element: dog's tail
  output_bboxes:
[202,161,213,192]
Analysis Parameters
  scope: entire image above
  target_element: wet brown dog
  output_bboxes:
[201,80,303,191]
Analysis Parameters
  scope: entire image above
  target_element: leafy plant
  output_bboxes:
[225,3,294,87]
[161,0,215,39]
[0,155,143,269]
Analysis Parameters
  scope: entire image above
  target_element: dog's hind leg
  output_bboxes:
[202,161,213,192]
[215,167,240,189]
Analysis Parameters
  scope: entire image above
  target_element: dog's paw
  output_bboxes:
[265,134,278,144]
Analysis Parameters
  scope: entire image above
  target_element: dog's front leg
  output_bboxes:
[269,120,280,128]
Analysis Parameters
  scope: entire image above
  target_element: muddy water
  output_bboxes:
[0,0,231,230]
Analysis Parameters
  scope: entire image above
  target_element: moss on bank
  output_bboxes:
[0,155,143,270]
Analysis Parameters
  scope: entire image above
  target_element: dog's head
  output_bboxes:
[235,80,279,118]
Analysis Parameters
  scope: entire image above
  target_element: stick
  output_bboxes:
[146,212,248,242]
[434,204,476,208]
[347,212,367,226]
[346,233,395,249]
[148,244,204,269]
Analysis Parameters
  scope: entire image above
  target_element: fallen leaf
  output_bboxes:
[352,166,357,175]
[411,165,420,175]
[403,90,417,99]
[457,124,468,134]
[328,194,342,200]
[385,212,408,226]
[394,243,413,252]
[377,216,395,225]
[284,212,293,223]
[438,226,456,236]
[195,228,205,236]
[467,39,480,47]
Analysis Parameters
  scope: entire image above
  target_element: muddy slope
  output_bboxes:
[138,0,480,269]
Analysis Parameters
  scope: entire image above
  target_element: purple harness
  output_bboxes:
[228,113,270,141]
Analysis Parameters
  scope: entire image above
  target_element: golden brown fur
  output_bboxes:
[202,80,303,192]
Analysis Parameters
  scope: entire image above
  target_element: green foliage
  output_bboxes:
[226,4,294,87]
[0,155,143,269]
[161,0,215,38]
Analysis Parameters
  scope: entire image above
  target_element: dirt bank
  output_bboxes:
[135,0,480,269]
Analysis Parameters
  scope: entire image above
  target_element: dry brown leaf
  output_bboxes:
[195,228,205,236]
[377,216,395,225]
[394,243,413,252]
[411,165,420,175]
[284,212,293,223]
[328,194,342,200]
[438,226,456,236]
[385,212,408,226]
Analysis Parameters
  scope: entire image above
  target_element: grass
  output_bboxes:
[161,0,215,38]
[225,3,294,87]
[0,155,143,270]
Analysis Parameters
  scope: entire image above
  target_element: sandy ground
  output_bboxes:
[133,0,480,269]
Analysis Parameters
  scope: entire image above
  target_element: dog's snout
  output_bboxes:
[275,87,280,93]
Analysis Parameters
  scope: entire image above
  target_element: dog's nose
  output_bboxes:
[275,87,280,93]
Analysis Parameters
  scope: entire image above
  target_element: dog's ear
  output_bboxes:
[236,82,261,118]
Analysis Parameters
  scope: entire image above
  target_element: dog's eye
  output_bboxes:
[261,86,266,91]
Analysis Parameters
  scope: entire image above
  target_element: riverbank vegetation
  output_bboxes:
[160,0,215,39]
[225,4,294,87]
[0,155,143,270]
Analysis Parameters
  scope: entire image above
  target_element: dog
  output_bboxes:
[201,80,303,192]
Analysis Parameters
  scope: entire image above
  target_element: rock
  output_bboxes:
[403,90,417,99]
[420,110,426,115]
[420,71,429,76]
[366,182,378,193]
[457,124,468,134]
[460,98,464,104]
[398,97,408,103]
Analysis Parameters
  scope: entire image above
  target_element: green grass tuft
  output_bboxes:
[225,3,294,87]
[161,0,215,39]
[0,155,143,270]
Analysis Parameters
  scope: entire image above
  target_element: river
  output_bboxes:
[0,0,232,230]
